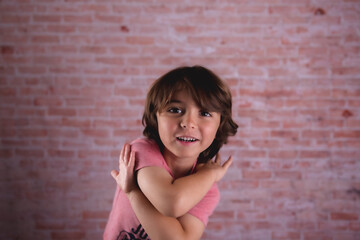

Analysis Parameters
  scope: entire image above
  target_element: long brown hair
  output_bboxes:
[142,66,238,163]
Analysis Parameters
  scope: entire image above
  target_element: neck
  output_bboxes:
[162,150,197,179]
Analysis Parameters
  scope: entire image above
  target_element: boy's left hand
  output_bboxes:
[111,143,138,194]
[195,153,233,182]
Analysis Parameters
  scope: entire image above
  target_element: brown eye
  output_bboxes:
[200,111,212,117]
[168,107,182,114]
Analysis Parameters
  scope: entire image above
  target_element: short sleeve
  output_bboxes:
[188,183,220,226]
[131,138,165,171]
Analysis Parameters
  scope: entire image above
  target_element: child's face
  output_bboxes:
[156,89,221,162]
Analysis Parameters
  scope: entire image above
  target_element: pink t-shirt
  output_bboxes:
[103,138,220,240]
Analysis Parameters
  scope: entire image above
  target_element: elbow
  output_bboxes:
[161,194,187,218]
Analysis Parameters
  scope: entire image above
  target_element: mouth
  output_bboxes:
[176,136,199,143]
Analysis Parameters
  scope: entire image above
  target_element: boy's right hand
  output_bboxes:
[195,153,233,182]
[111,143,137,194]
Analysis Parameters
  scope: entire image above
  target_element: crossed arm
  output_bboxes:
[111,143,232,240]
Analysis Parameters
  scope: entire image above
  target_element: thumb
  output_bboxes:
[195,163,205,171]
[222,156,233,170]
[111,170,119,180]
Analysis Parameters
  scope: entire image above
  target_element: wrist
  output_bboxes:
[198,167,217,183]
[126,188,141,199]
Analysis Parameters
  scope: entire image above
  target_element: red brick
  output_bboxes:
[18,66,47,74]
[18,129,48,138]
[48,108,76,117]
[251,139,280,148]
[33,15,61,23]
[114,87,144,97]
[15,149,44,158]
[332,67,360,76]
[287,221,317,230]
[302,130,331,139]
[211,210,235,219]
[113,129,142,139]
[304,232,333,240]
[318,221,349,231]
[78,108,107,117]
[1,15,30,24]
[274,171,302,180]
[78,150,109,159]
[300,151,330,159]
[81,129,110,138]
[251,119,281,128]
[34,97,63,106]
[31,35,60,44]
[269,150,298,159]
[272,190,299,199]
[0,149,12,158]
[238,150,267,158]
[0,87,16,97]
[331,212,358,221]
[64,15,93,23]
[80,46,107,54]
[243,170,272,179]
[48,149,75,158]
[271,130,299,139]
[334,131,360,138]
[35,220,65,230]
[271,231,301,240]
[82,210,109,219]
[48,129,79,138]
[49,66,78,74]
[334,232,360,240]
[65,98,95,107]
[261,180,292,189]
[126,36,155,45]
[48,45,76,54]
[47,25,76,33]
[94,14,123,23]
[51,232,85,240]
[95,57,124,65]
[349,222,360,231]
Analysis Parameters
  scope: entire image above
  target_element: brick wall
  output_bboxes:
[1,0,359,239]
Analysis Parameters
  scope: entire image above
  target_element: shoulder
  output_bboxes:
[131,137,158,149]
[130,138,165,171]
[131,138,162,158]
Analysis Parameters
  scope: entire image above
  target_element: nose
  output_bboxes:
[180,112,197,129]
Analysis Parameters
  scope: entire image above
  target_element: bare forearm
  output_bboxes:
[127,189,195,240]
[138,154,232,219]
[138,167,217,218]
[170,169,216,216]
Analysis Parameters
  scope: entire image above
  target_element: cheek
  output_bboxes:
[212,116,221,135]
[205,121,221,140]
[157,117,177,138]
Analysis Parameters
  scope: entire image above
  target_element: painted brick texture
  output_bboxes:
[1,0,359,239]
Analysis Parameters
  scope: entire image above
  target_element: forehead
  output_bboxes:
[167,88,220,113]
[165,89,198,108]
[169,89,192,101]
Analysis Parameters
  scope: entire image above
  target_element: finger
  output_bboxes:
[197,163,205,168]
[119,144,126,167]
[215,153,221,164]
[111,170,119,180]
[129,150,135,168]
[195,163,205,171]
[222,156,233,169]
[124,144,131,165]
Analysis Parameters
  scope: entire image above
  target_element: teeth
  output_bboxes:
[177,137,197,142]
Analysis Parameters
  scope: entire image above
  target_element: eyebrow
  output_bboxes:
[167,99,183,104]
[167,99,215,112]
